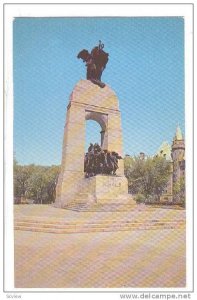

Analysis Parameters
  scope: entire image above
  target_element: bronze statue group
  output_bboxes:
[77,40,109,88]
[84,143,122,178]
[78,42,122,177]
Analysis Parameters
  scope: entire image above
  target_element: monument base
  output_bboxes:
[76,175,129,204]
[54,175,135,211]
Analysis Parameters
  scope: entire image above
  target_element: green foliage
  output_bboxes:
[14,161,36,197]
[124,156,135,190]
[14,162,60,204]
[124,155,172,201]
[134,193,146,204]
[173,176,185,206]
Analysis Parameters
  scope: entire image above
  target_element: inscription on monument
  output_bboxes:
[102,177,122,188]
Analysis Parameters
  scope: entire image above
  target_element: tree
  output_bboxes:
[26,165,60,204]
[173,176,185,206]
[124,156,135,192]
[14,162,60,204]
[27,166,49,204]
[45,165,60,203]
[14,161,35,199]
[124,155,171,202]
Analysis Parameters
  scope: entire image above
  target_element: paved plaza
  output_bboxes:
[14,205,186,288]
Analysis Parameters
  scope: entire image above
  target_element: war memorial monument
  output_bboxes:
[14,41,186,289]
[55,41,132,210]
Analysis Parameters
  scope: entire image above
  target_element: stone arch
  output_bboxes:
[85,110,108,148]
[55,80,127,208]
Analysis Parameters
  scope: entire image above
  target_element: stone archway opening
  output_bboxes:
[85,110,108,150]
[85,120,102,152]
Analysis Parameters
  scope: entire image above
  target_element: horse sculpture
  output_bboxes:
[84,143,122,178]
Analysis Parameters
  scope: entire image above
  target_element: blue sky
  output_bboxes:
[13,17,184,166]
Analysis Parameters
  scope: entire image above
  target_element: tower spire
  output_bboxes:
[174,125,183,141]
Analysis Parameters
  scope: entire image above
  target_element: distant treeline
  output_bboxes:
[14,160,60,204]
[14,155,184,206]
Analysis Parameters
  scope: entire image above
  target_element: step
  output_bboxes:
[62,204,184,212]
[14,224,185,234]
[14,219,185,234]
[14,218,185,226]
[64,203,138,212]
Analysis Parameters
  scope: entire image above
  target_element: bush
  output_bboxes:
[134,193,146,204]
[145,194,160,204]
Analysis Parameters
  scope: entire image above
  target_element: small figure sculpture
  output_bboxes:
[84,143,122,177]
[77,41,109,88]
[88,143,94,153]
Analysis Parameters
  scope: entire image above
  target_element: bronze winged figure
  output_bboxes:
[77,41,109,88]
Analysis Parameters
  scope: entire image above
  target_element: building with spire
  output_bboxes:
[128,126,185,204]
[156,126,185,203]
[156,141,172,161]
[156,141,173,202]
[171,125,185,184]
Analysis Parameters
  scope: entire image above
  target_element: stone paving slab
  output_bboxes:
[14,205,186,288]
[14,204,185,222]
[15,229,186,288]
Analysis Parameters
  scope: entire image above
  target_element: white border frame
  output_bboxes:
[3,2,194,295]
